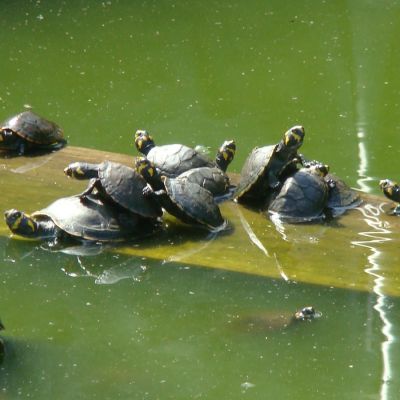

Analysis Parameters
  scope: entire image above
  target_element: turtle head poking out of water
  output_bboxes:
[236,305,321,333]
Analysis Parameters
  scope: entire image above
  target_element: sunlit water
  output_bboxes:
[1,1,400,399]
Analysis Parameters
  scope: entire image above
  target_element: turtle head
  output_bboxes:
[64,162,86,179]
[135,157,159,182]
[4,209,38,236]
[215,139,236,172]
[0,129,19,150]
[134,130,155,155]
[309,163,329,177]
[283,125,305,149]
[294,306,319,321]
[379,178,399,201]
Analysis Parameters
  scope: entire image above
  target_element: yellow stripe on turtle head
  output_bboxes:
[10,214,23,231]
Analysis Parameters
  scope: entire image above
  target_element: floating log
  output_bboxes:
[1,146,399,296]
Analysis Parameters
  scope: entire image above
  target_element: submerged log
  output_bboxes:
[1,146,399,296]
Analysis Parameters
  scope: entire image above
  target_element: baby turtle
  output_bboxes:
[135,157,227,231]
[234,125,305,205]
[0,110,66,155]
[326,173,362,216]
[134,129,226,177]
[4,195,158,242]
[379,179,400,214]
[176,139,236,197]
[268,164,330,223]
[64,161,162,219]
[238,306,321,333]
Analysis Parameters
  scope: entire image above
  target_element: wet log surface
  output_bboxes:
[1,146,399,296]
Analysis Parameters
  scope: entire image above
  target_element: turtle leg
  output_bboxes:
[392,205,400,215]
[79,178,101,199]
[17,140,26,156]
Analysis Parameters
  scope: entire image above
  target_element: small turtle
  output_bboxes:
[268,164,330,223]
[234,125,305,205]
[0,111,66,155]
[237,306,321,333]
[134,129,223,177]
[326,173,362,216]
[135,157,227,231]
[176,139,236,197]
[4,195,158,242]
[64,161,162,219]
[379,179,400,215]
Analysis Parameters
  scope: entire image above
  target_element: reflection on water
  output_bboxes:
[353,204,394,400]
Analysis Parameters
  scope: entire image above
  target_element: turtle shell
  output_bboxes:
[268,168,329,223]
[326,173,362,211]
[147,144,214,178]
[177,166,230,196]
[234,145,277,201]
[33,195,139,242]
[98,161,162,218]
[1,111,64,145]
[163,178,225,230]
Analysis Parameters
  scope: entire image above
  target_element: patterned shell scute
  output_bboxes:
[33,196,128,241]
[164,178,224,229]
[98,161,162,218]
[235,145,276,197]
[147,144,214,177]
[2,111,64,145]
[177,167,229,196]
[269,169,328,222]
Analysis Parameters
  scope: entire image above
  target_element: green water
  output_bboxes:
[1,0,400,399]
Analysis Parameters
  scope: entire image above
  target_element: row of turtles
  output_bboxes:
[2,110,400,242]
[4,128,237,242]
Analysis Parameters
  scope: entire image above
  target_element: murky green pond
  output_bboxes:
[1,1,400,399]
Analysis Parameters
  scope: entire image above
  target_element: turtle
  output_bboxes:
[299,158,362,214]
[325,173,362,216]
[236,306,321,333]
[234,125,305,205]
[4,195,159,242]
[176,139,236,197]
[0,110,66,155]
[134,129,223,177]
[379,179,400,215]
[135,157,227,231]
[64,161,162,219]
[267,164,330,223]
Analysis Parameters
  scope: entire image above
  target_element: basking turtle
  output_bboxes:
[64,161,162,219]
[234,125,305,205]
[176,139,236,197]
[4,195,158,242]
[326,173,362,216]
[134,129,226,177]
[0,111,66,155]
[379,179,400,215]
[268,164,330,223]
[237,306,321,333]
[135,157,227,231]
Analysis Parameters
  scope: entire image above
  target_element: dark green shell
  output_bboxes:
[97,161,162,218]
[235,145,276,200]
[147,144,214,178]
[177,166,230,196]
[268,168,329,223]
[163,178,225,230]
[33,195,139,241]
[1,111,64,145]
